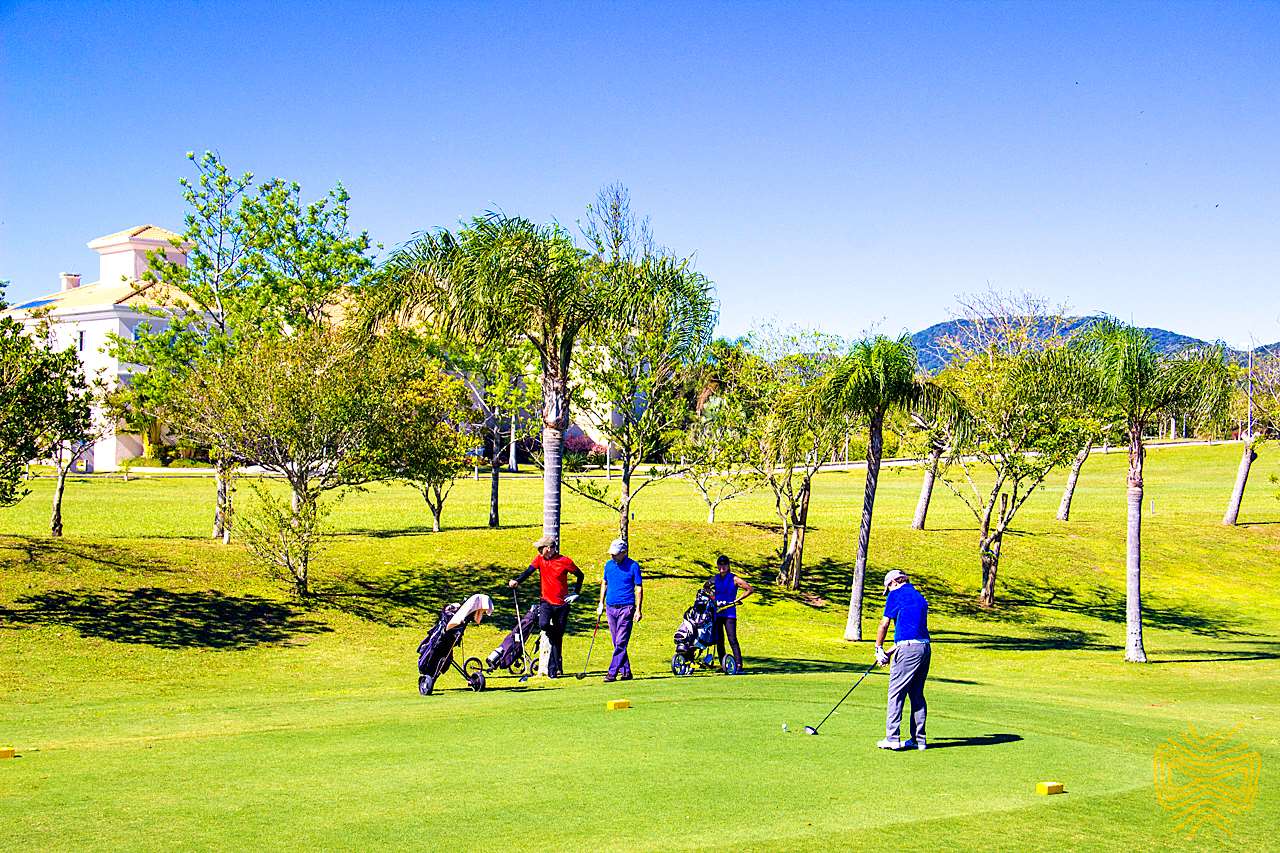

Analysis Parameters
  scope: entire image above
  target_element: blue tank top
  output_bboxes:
[714,572,738,618]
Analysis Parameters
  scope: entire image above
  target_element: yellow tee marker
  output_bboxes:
[1036,781,1065,796]
[0,747,15,760]
[606,699,631,711]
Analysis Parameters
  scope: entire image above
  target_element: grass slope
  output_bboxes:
[1,443,1277,851]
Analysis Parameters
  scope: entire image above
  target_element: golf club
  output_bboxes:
[512,589,533,683]
[803,658,884,736]
[575,612,602,679]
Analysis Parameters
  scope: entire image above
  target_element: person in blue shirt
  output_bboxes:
[875,569,930,750]
[596,538,643,683]
[712,555,753,673]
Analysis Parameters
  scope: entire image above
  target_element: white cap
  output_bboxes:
[883,570,907,591]
[608,538,628,555]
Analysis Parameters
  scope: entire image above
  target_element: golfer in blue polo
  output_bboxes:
[875,569,930,750]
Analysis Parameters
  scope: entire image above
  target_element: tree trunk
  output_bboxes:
[542,425,564,541]
[426,489,443,533]
[508,414,519,472]
[290,486,308,597]
[707,503,717,524]
[845,411,884,641]
[212,457,233,544]
[1057,442,1092,522]
[777,480,811,589]
[911,443,943,530]
[1222,439,1257,525]
[50,461,69,538]
[978,494,1007,607]
[1125,429,1147,663]
[618,456,632,542]
[488,434,501,528]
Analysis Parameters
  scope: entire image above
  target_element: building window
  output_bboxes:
[78,331,85,352]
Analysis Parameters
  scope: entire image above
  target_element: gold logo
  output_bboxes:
[1153,725,1261,838]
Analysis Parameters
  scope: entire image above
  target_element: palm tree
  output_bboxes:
[821,335,958,640]
[369,214,603,541]
[1080,319,1230,662]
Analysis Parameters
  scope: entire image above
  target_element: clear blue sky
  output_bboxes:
[3,1,1278,346]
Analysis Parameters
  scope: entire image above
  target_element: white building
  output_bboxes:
[5,225,187,472]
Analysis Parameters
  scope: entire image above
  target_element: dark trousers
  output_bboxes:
[605,604,635,678]
[713,615,742,668]
[538,601,570,677]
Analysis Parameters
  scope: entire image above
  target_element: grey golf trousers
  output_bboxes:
[886,642,931,743]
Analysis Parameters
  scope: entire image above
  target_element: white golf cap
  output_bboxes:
[532,534,557,550]
[608,538,628,555]
[883,570,907,591]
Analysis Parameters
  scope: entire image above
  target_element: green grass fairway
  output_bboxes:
[1,443,1277,851]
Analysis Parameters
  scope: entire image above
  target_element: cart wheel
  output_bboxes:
[463,657,484,678]
[671,654,691,677]
[722,655,739,675]
[418,674,435,696]
[469,671,486,692]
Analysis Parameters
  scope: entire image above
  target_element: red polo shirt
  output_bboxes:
[531,554,579,605]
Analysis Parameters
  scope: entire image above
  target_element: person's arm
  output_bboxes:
[597,575,607,616]
[508,563,536,589]
[733,575,754,602]
[874,618,892,665]
[634,584,644,621]
[569,563,584,596]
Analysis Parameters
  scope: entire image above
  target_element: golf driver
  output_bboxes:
[575,612,602,679]
[512,589,534,683]
[803,658,884,736]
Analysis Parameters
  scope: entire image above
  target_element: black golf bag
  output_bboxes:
[485,604,541,673]
[672,580,718,675]
[416,603,485,696]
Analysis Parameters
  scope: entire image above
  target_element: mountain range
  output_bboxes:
[910,317,1280,373]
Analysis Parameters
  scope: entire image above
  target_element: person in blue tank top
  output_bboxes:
[711,555,753,673]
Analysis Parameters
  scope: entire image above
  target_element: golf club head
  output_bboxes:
[575,672,586,680]
[803,726,818,736]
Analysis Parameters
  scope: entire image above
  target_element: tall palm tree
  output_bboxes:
[369,214,603,541]
[1080,319,1230,662]
[820,334,958,640]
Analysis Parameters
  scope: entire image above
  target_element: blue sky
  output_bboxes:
[3,1,1278,345]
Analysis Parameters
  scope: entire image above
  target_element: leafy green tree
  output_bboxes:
[1078,319,1231,662]
[744,328,851,589]
[365,334,482,532]
[373,213,606,542]
[162,329,397,596]
[0,284,81,512]
[677,393,760,523]
[820,334,957,640]
[111,151,373,543]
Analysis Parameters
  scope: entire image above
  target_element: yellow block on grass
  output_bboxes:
[0,747,15,760]
[1036,781,1064,796]
[606,699,631,711]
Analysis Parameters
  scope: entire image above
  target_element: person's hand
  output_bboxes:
[635,609,643,622]
[874,645,890,666]
[507,579,518,589]
[596,603,604,617]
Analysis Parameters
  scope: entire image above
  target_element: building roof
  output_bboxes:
[86,224,184,249]
[4,278,183,319]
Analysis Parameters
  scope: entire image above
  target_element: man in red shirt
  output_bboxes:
[508,535,583,678]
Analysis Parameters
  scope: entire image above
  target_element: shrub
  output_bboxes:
[167,458,213,468]
[128,456,165,468]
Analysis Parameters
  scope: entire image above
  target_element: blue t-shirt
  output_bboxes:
[884,582,929,643]
[714,571,739,618]
[603,557,643,607]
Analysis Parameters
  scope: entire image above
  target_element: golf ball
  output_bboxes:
[782,723,789,732]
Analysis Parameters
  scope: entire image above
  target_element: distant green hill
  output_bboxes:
[911,316,1278,372]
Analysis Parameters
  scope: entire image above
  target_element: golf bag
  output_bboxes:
[416,595,491,696]
[671,579,719,676]
[484,603,541,673]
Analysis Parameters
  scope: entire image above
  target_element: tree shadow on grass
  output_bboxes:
[333,523,540,540]
[313,563,604,637]
[0,588,330,649]
[933,627,1118,652]
[0,536,172,575]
